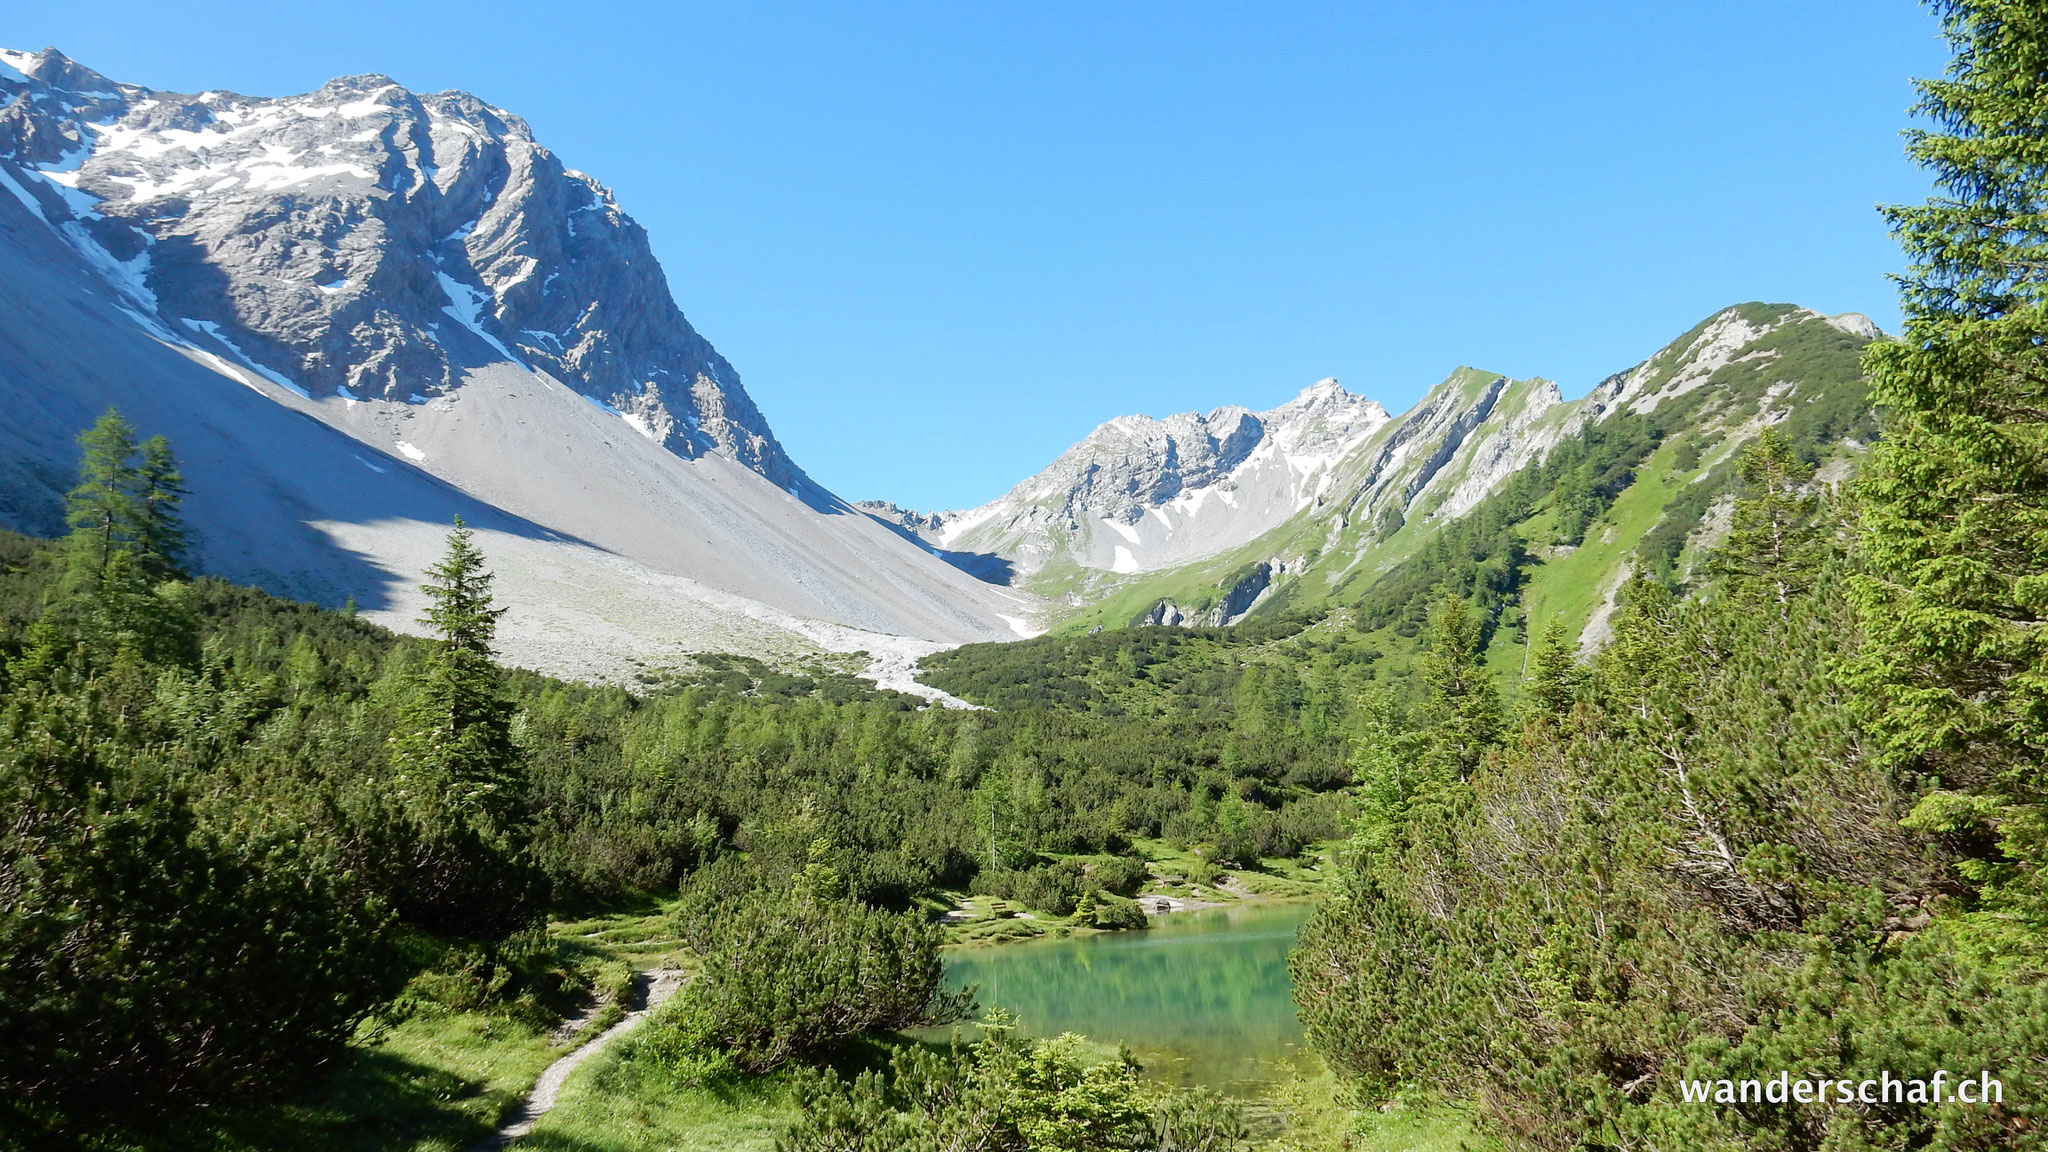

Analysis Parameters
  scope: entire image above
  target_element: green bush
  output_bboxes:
[652,893,972,1073]
[1090,894,1149,931]
[780,1018,1248,1152]
[1084,854,1148,896]
[971,859,1088,915]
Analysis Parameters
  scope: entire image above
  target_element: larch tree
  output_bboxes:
[134,434,188,581]
[1418,595,1501,780]
[62,407,144,586]
[1712,426,1824,605]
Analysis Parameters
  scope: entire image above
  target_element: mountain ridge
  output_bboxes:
[0,46,1040,688]
[872,302,1880,640]
[0,45,811,491]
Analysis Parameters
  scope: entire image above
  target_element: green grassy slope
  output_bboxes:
[931,305,1877,707]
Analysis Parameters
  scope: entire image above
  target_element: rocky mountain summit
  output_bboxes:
[0,48,1036,683]
[0,46,804,488]
[889,303,1881,633]
[883,378,1392,594]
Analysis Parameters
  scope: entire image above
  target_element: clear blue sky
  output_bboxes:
[5,2,1948,510]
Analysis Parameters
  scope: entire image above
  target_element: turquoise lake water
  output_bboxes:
[925,900,1318,1094]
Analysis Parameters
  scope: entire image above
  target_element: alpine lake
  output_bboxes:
[922,900,1319,1096]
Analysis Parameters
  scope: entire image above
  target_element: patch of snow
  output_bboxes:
[1216,489,1238,508]
[1099,517,1142,545]
[1168,485,1213,518]
[0,164,47,221]
[394,440,426,462]
[435,270,526,365]
[0,53,29,84]
[936,502,1003,548]
[619,411,659,441]
[333,94,391,118]
[316,277,346,294]
[353,454,388,474]
[1285,452,1332,477]
[182,318,312,398]
[995,613,1046,639]
[1146,506,1173,531]
[1111,545,1141,574]
[494,255,539,295]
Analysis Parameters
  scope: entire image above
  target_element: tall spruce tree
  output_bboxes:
[1854,0,2048,923]
[389,517,519,836]
[1520,617,1583,722]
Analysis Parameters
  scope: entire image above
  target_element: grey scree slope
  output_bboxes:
[0,47,1040,683]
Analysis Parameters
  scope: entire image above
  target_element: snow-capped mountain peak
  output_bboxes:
[0,46,807,489]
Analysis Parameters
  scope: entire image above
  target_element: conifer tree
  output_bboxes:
[1521,618,1583,721]
[1713,426,1824,604]
[63,408,144,586]
[21,412,196,681]
[1853,0,2048,922]
[1418,595,1500,778]
[390,517,519,836]
[135,434,188,581]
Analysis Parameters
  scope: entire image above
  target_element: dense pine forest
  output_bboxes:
[5,2,2047,1150]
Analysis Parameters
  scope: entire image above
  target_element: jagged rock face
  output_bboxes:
[0,47,804,489]
[904,303,1879,628]
[903,377,1392,594]
[1026,404,1270,526]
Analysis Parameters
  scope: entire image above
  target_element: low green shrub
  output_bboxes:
[649,893,972,1073]
[1090,894,1149,931]
[781,1017,1248,1152]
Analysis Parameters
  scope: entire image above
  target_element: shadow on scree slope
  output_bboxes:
[0,177,603,615]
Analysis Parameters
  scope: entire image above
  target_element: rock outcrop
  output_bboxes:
[0,46,806,489]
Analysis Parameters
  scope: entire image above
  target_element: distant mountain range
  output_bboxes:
[873,303,1879,645]
[0,46,1881,683]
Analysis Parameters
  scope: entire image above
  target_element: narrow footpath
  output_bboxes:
[468,967,687,1151]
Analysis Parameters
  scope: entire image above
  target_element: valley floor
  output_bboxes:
[133,867,1481,1152]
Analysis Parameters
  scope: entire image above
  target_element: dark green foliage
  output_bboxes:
[1854,0,2048,930]
[1295,468,2046,1148]
[391,517,520,834]
[0,425,407,1144]
[0,686,401,1135]
[651,893,972,1073]
[386,519,538,938]
[1086,854,1149,897]
[972,858,1090,915]
[779,1022,1248,1152]
[135,434,188,581]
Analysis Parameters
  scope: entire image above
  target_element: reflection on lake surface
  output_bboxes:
[924,900,1316,1095]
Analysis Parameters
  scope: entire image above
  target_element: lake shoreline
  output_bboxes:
[939,886,1322,951]
[927,899,1322,1095]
